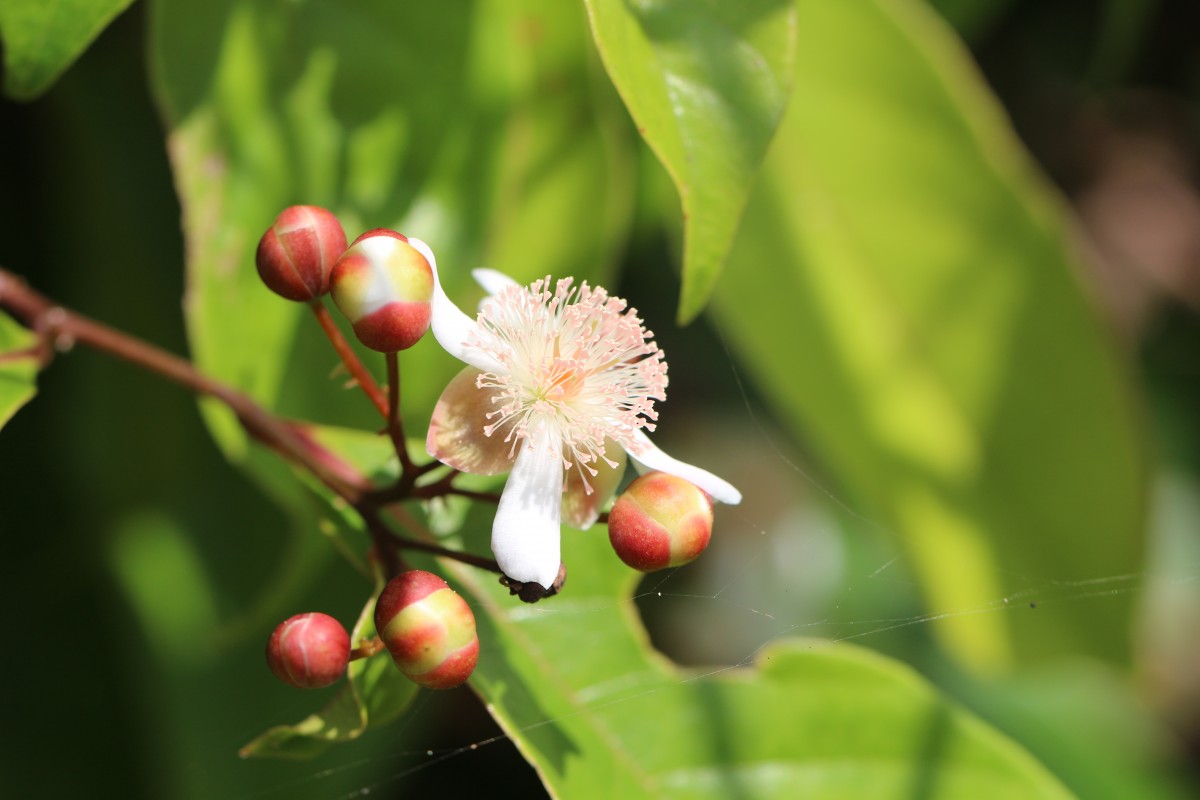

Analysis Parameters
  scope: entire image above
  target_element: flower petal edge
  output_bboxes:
[627,429,742,505]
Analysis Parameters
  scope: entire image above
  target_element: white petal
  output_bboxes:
[627,429,742,505]
[491,426,564,588]
[472,267,521,297]
[408,237,503,374]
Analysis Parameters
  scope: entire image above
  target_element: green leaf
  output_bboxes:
[0,311,38,429]
[240,576,418,759]
[583,0,796,323]
[714,0,1144,667]
[957,664,1196,800]
[0,0,136,100]
[437,530,1071,799]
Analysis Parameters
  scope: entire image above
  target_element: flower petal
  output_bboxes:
[492,426,565,589]
[471,267,521,297]
[626,429,742,505]
[426,366,514,475]
[562,440,627,530]
[408,237,503,374]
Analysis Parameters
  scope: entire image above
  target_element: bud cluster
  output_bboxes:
[255,208,434,352]
[255,205,730,702]
[265,571,478,692]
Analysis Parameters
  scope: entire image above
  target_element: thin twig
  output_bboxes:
[350,637,385,661]
[385,351,416,474]
[387,530,502,573]
[308,300,389,417]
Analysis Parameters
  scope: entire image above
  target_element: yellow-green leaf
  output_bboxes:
[0,311,38,429]
[583,0,796,323]
[0,0,135,100]
[715,0,1144,668]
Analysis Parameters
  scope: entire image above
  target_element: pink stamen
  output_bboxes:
[468,276,668,491]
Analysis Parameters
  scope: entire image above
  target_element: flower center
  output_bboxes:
[469,277,668,487]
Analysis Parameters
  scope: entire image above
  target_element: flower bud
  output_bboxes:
[330,229,433,352]
[256,205,347,301]
[607,472,713,572]
[265,612,351,689]
[374,570,478,689]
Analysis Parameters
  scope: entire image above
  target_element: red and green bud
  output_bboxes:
[607,472,714,572]
[256,205,347,301]
[374,570,478,689]
[265,612,351,689]
[330,229,433,352]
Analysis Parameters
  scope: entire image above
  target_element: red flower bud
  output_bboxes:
[330,230,433,352]
[375,570,478,689]
[265,612,351,689]
[607,472,713,572]
[255,205,347,301]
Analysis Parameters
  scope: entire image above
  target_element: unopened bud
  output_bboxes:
[375,570,478,689]
[256,205,347,301]
[266,612,351,689]
[607,472,713,571]
[330,229,433,352]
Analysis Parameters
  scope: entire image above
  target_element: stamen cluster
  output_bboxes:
[470,277,668,488]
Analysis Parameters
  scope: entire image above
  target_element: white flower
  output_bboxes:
[410,239,741,589]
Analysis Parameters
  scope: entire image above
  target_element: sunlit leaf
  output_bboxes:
[0,0,135,100]
[715,0,1144,668]
[0,311,38,429]
[583,0,796,323]
[433,531,1072,799]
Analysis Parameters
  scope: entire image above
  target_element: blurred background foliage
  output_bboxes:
[2,0,1199,797]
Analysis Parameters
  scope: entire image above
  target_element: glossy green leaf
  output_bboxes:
[0,0,135,100]
[240,576,418,759]
[266,427,1070,794]
[583,0,796,323]
[435,530,1071,799]
[0,311,38,429]
[715,0,1143,668]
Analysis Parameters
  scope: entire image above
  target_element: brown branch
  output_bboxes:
[386,528,501,573]
[0,269,365,503]
[1,268,504,580]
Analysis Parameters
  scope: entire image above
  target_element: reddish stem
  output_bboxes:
[385,351,416,474]
[308,300,389,418]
